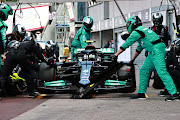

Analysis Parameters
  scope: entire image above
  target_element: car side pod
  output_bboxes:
[74,61,124,99]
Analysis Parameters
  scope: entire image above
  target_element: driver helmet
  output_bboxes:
[0,3,13,21]
[152,13,163,26]
[83,16,93,29]
[12,24,26,41]
[126,16,142,34]
[45,40,56,53]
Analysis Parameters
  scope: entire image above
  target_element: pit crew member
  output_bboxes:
[115,16,180,101]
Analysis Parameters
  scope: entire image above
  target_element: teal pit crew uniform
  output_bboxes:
[120,16,177,95]
[71,16,93,60]
[0,21,7,66]
[71,25,91,49]
[0,3,13,69]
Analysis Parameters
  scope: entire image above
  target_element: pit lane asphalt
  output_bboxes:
[0,94,50,120]
[6,84,180,120]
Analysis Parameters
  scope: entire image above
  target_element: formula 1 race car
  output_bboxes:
[37,45,136,98]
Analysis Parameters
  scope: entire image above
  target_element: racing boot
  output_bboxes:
[27,86,38,98]
[26,78,37,98]
[158,89,170,97]
[130,93,147,100]
[165,93,180,101]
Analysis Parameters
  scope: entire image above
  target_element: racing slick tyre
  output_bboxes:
[15,81,27,94]
[38,62,56,82]
[153,69,164,89]
[117,64,136,93]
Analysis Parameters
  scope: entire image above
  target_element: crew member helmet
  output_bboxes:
[12,24,26,41]
[7,40,20,49]
[45,40,56,53]
[126,16,142,34]
[0,3,13,21]
[171,39,180,55]
[22,37,42,51]
[22,37,33,42]
[83,16,93,29]
[152,13,163,26]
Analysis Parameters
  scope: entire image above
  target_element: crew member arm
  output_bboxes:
[0,27,7,54]
[33,41,48,63]
[132,51,141,60]
[164,26,171,47]
[115,30,142,56]
[80,34,89,48]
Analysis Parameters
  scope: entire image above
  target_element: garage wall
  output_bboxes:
[102,30,113,47]
[89,3,104,22]
[88,0,171,22]
[91,32,100,48]
[109,0,165,18]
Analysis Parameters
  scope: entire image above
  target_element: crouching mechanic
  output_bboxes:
[115,16,180,101]
[71,16,93,60]
[0,36,53,97]
[44,40,59,62]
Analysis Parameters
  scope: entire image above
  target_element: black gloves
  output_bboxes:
[121,31,130,41]
[46,57,56,67]
[112,55,118,63]
[47,58,54,64]
[129,59,135,65]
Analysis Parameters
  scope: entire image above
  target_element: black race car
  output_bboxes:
[37,45,136,98]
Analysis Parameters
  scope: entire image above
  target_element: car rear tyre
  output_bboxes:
[38,62,56,82]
